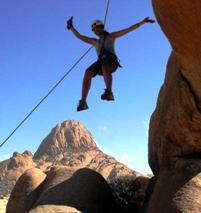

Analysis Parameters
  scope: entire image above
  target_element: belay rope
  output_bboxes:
[0,0,111,148]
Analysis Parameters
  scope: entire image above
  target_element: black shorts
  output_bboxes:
[87,55,119,77]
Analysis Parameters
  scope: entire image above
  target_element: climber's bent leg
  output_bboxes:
[77,61,101,112]
[81,69,94,101]
[101,57,118,101]
[77,69,94,112]
[102,63,113,91]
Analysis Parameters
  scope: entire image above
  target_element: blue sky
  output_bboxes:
[0,0,171,174]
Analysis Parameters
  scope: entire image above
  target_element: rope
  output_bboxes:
[0,0,111,148]
[0,46,93,148]
[103,0,110,27]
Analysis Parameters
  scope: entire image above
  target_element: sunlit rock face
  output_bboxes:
[34,120,97,160]
[1,120,142,196]
[1,119,150,213]
[147,1,201,212]
[149,0,201,174]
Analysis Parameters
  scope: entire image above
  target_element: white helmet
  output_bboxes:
[91,20,104,31]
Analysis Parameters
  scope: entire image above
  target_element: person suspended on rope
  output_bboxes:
[67,16,155,111]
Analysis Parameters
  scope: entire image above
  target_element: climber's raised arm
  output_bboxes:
[110,17,155,40]
[67,17,96,45]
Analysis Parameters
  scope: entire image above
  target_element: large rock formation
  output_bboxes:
[7,167,114,213]
[0,120,150,212]
[0,151,36,195]
[0,120,142,194]
[6,168,46,213]
[149,0,201,175]
[148,1,201,212]
[29,167,114,213]
[34,120,97,160]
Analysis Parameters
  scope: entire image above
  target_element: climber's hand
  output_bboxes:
[67,16,74,30]
[143,17,155,24]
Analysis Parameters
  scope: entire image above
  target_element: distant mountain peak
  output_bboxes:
[33,120,97,159]
[0,119,141,197]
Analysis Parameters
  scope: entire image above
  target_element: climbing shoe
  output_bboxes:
[77,100,89,112]
[101,89,115,101]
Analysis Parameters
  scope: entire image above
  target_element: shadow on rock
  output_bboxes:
[28,167,114,213]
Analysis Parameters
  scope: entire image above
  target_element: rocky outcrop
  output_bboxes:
[33,167,114,213]
[1,120,142,195]
[0,151,36,196]
[1,120,150,212]
[6,151,36,180]
[146,159,201,213]
[6,168,46,213]
[6,165,150,213]
[148,1,201,212]
[10,167,114,213]
[34,120,97,160]
[149,0,201,175]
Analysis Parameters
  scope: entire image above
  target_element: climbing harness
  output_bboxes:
[97,32,122,68]
[0,0,111,148]
[99,48,122,68]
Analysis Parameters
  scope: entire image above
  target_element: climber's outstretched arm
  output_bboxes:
[70,27,97,45]
[67,17,96,45]
[110,17,155,40]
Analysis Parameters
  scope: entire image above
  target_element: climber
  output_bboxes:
[67,16,155,111]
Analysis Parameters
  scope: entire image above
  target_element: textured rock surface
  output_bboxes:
[34,120,97,160]
[0,151,36,196]
[6,168,46,213]
[149,0,201,174]
[146,159,201,213]
[28,167,114,213]
[28,205,81,213]
[1,120,150,212]
[1,120,141,197]
[147,0,201,212]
